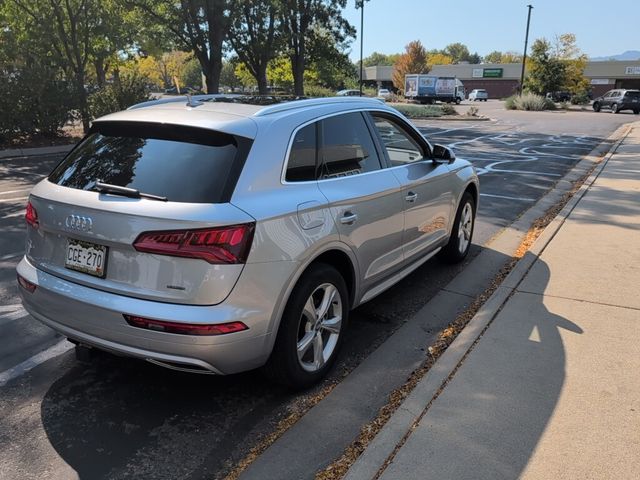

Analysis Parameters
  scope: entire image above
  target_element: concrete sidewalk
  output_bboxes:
[346,121,640,480]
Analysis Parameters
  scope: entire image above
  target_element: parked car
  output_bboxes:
[545,91,571,102]
[17,96,479,389]
[468,89,488,102]
[592,89,640,114]
[377,88,391,99]
[336,89,362,96]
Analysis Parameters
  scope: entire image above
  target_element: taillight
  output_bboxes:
[25,201,38,229]
[17,273,37,293]
[133,223,255,264]
[124,315,248,336]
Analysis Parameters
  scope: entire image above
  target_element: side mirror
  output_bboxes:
[433,144,455,164]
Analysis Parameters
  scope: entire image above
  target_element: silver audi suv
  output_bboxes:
[17,96,478,388]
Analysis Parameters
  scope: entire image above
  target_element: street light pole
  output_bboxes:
[519,4,533,95]
[356,0,369,96]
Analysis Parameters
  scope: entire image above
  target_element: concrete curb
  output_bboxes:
[0,144,73,160]
[343,122,634,480]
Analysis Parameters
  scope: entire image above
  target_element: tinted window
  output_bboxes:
[370,114,424,166]
[624,91,640,98]
[319,113,381,179]
[286,123,317,182]
[49,122,249,203]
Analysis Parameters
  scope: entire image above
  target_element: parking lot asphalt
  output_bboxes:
[0,107,634,479]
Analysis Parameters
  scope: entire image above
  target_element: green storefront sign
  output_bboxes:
[483,68,503,78]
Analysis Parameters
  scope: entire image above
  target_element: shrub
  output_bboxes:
[504,95,518,110]
[504,93,554,111]
[559,101,569,110]
[0,64,76,145]
[391,104,442,118]
[304,84,334,97]
[440,104,457,115]
[570,92,590,105]
[466,106,479,117]
[517,92,548,111]
[88,74,151,119]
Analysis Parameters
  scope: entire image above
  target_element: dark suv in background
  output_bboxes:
[593,89,640,114]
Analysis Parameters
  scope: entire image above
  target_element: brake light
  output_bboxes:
[133,223,255,264]
[124,315,248,336]
[25,201,38,229]
[17,273,37,293]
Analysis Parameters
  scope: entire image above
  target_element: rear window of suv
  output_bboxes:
[48,122,251,203]
[624,91,640,98]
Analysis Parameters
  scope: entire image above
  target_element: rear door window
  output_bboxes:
[48,122,251,203]
[285,123,317,182]
[318,112,382,179]
[624,91,640,99]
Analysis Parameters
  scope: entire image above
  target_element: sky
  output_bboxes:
[340,0,639,61]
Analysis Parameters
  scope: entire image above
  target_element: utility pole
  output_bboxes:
[519,4,533,95]
[356,0,370,96]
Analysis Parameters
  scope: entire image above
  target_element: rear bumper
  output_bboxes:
[17,256,294,374]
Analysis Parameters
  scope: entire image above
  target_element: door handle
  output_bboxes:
[340,212,358,225]
[405,191,418,203]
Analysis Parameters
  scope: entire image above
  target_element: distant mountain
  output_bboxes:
[590,50,640,61]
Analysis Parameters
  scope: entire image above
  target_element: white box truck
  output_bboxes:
[404,74,465,104]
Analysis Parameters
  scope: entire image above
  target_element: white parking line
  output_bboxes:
[1,210,26,220]
[0,187,31,196]
[0,196,28,203]
[0,339,74,387]
[480,193,535,202]
[0,305,29,326]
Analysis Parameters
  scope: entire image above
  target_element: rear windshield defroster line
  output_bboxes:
[48,122,252,204]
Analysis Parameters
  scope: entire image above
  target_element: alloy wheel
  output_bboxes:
[296,283,343,372]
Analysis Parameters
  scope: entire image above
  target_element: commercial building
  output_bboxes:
[364,60,640,98]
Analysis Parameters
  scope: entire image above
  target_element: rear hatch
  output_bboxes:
[26,121,255,306]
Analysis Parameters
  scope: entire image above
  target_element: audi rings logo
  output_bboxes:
[65,214,93,232]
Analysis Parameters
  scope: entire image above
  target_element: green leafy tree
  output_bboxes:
[525,38,566,95]
[484,51,503,63]
[444,42,470,63]
[278,0,354,95]
[228,0,279,94]
[392,40,429,92]
[129,0,233,94]
[363,51,400,67]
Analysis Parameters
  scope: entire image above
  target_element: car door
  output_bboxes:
[315,112,405,293]
[603,91,614,108]
[367,111,455,264]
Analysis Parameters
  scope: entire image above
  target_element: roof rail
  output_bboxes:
[127,94,241,110]
[253,96,385,117]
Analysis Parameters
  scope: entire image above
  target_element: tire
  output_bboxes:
[440,192,476,263]
[455,98,461,104]
[264,263,348,390]
[612,103,619,113]
[593,102,601,112]
[634,109,639,115]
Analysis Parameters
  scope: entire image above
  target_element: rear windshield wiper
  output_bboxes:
[94,181,168,202]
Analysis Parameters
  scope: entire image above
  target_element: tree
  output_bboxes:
[484,50,522,64]
[278,0,354,95]
[8,0,106,131]
[444,42,470,63]
[553,33,590,95]
[228,0,279,94]
[363,51,400,67]
[525,34,589,96]
[426,52,453,67]
[525,38,566,95]
[484,50,503,63]
[130,0,233,94]
[392,40,429,91]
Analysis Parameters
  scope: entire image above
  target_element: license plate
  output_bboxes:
[65,239,108,278]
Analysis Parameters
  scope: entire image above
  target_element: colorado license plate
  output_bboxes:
[65,239,108,278]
